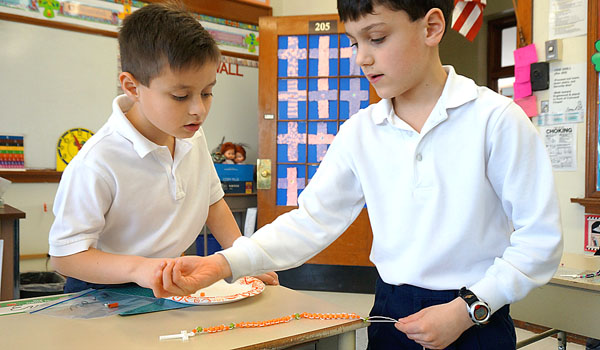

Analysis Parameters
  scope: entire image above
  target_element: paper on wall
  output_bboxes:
[512,44,538,99]
[540,124,577,171]
[549,62,586,121]
[244,208,257,237]
[549,0,587,40]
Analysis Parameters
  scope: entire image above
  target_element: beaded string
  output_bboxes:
[560,269,600,279]
[159,312,399,341]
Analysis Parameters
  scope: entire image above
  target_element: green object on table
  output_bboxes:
[103,286,194,316]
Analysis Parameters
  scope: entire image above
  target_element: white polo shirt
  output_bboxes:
[49,95,224,258]
[221,66,563,314]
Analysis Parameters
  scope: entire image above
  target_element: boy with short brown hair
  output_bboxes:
[48,2,277,297]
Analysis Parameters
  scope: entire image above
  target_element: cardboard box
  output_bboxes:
[221,181,254,194]
[214,163,254,182]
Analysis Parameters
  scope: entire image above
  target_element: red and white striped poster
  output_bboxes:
[451,0,487,42]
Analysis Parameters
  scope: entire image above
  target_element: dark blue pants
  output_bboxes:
[367,278,516,350]
[64,277,138,293]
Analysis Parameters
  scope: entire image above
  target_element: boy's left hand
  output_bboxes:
[394,297,474,349]
[254,271,279,285]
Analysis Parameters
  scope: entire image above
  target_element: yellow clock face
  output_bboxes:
[56,128,94,171]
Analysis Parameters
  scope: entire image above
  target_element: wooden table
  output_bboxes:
[0,204,25,301]
[0,285,366,350]
[511,253,600,341]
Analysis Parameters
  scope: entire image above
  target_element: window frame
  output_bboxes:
[487,15,516,93]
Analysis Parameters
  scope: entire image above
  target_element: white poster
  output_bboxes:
[541,124,577,171]
[549,0,587,39]
[549,62,586,119]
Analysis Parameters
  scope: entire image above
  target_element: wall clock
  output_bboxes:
[56,128,94,171]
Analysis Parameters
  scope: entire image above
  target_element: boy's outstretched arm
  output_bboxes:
[50,248,173,297]
[203,198,279,286]
[161,254,233,296]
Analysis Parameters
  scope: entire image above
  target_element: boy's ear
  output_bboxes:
[119,72,140,102]
[423,8,446,46]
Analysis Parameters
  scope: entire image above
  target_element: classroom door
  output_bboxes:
[256,14,379,268]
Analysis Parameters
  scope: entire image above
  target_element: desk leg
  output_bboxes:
[13,220,20,299]
[557,331,566,350]
[338,331,356,350]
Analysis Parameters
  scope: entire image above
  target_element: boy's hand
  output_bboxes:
[132,258,173,298]
[161,254,232,296]
[254,271,279,285]
[394,297,473,349]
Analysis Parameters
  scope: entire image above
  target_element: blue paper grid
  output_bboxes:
[308,78,338,120]
[276,164,306,206]
[307,121,337,163]
[307,165,319,182]
[339,77,370,119]
[339,34,364,76]
[278,36,307,77]
[278,79,307,120]
[308,35,339,77]
[277,121,306,163]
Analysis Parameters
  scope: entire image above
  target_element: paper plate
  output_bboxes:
[166,277,265,305]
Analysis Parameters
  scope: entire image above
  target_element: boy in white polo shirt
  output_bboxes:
[48,3,277,298]
[160,0,563,349]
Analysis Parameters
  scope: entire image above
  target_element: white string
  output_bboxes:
[365,315,398,323]
[366,317,428,350]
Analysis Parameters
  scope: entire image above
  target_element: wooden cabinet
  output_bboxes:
[0,205,25,300]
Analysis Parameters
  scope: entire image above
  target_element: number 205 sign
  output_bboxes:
[309,20,338,34]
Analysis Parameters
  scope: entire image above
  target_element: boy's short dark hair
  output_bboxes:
[118,2,221,86]
[337,0,454,27]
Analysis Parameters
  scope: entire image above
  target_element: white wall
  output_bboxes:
[271,0,336,16]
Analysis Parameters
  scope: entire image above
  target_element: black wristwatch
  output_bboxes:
[458,287,491,325]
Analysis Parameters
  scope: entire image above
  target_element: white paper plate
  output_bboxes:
[166,277,265,305]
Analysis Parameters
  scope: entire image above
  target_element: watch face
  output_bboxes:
[473,304,489,321]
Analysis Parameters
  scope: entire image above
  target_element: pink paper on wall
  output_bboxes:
[513,81,532,99]
[514,64,531,83]
[286,167,298,206]
[512,44,537,99]
[308,122,336,162]
[514,95,538,117]
[513,44,538,66]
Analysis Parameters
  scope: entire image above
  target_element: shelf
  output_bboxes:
[0,169,62,183]
[571,197,600,214]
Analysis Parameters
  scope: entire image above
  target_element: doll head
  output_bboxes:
[220,142,236,161]
[234,144,246,164]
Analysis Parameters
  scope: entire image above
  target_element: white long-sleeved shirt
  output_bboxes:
[221,66,563,314]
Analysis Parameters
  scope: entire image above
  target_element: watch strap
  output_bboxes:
[458,287,478,306]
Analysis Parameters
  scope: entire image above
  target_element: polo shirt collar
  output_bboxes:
[371,66,479,127]
[109,95,193,159]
